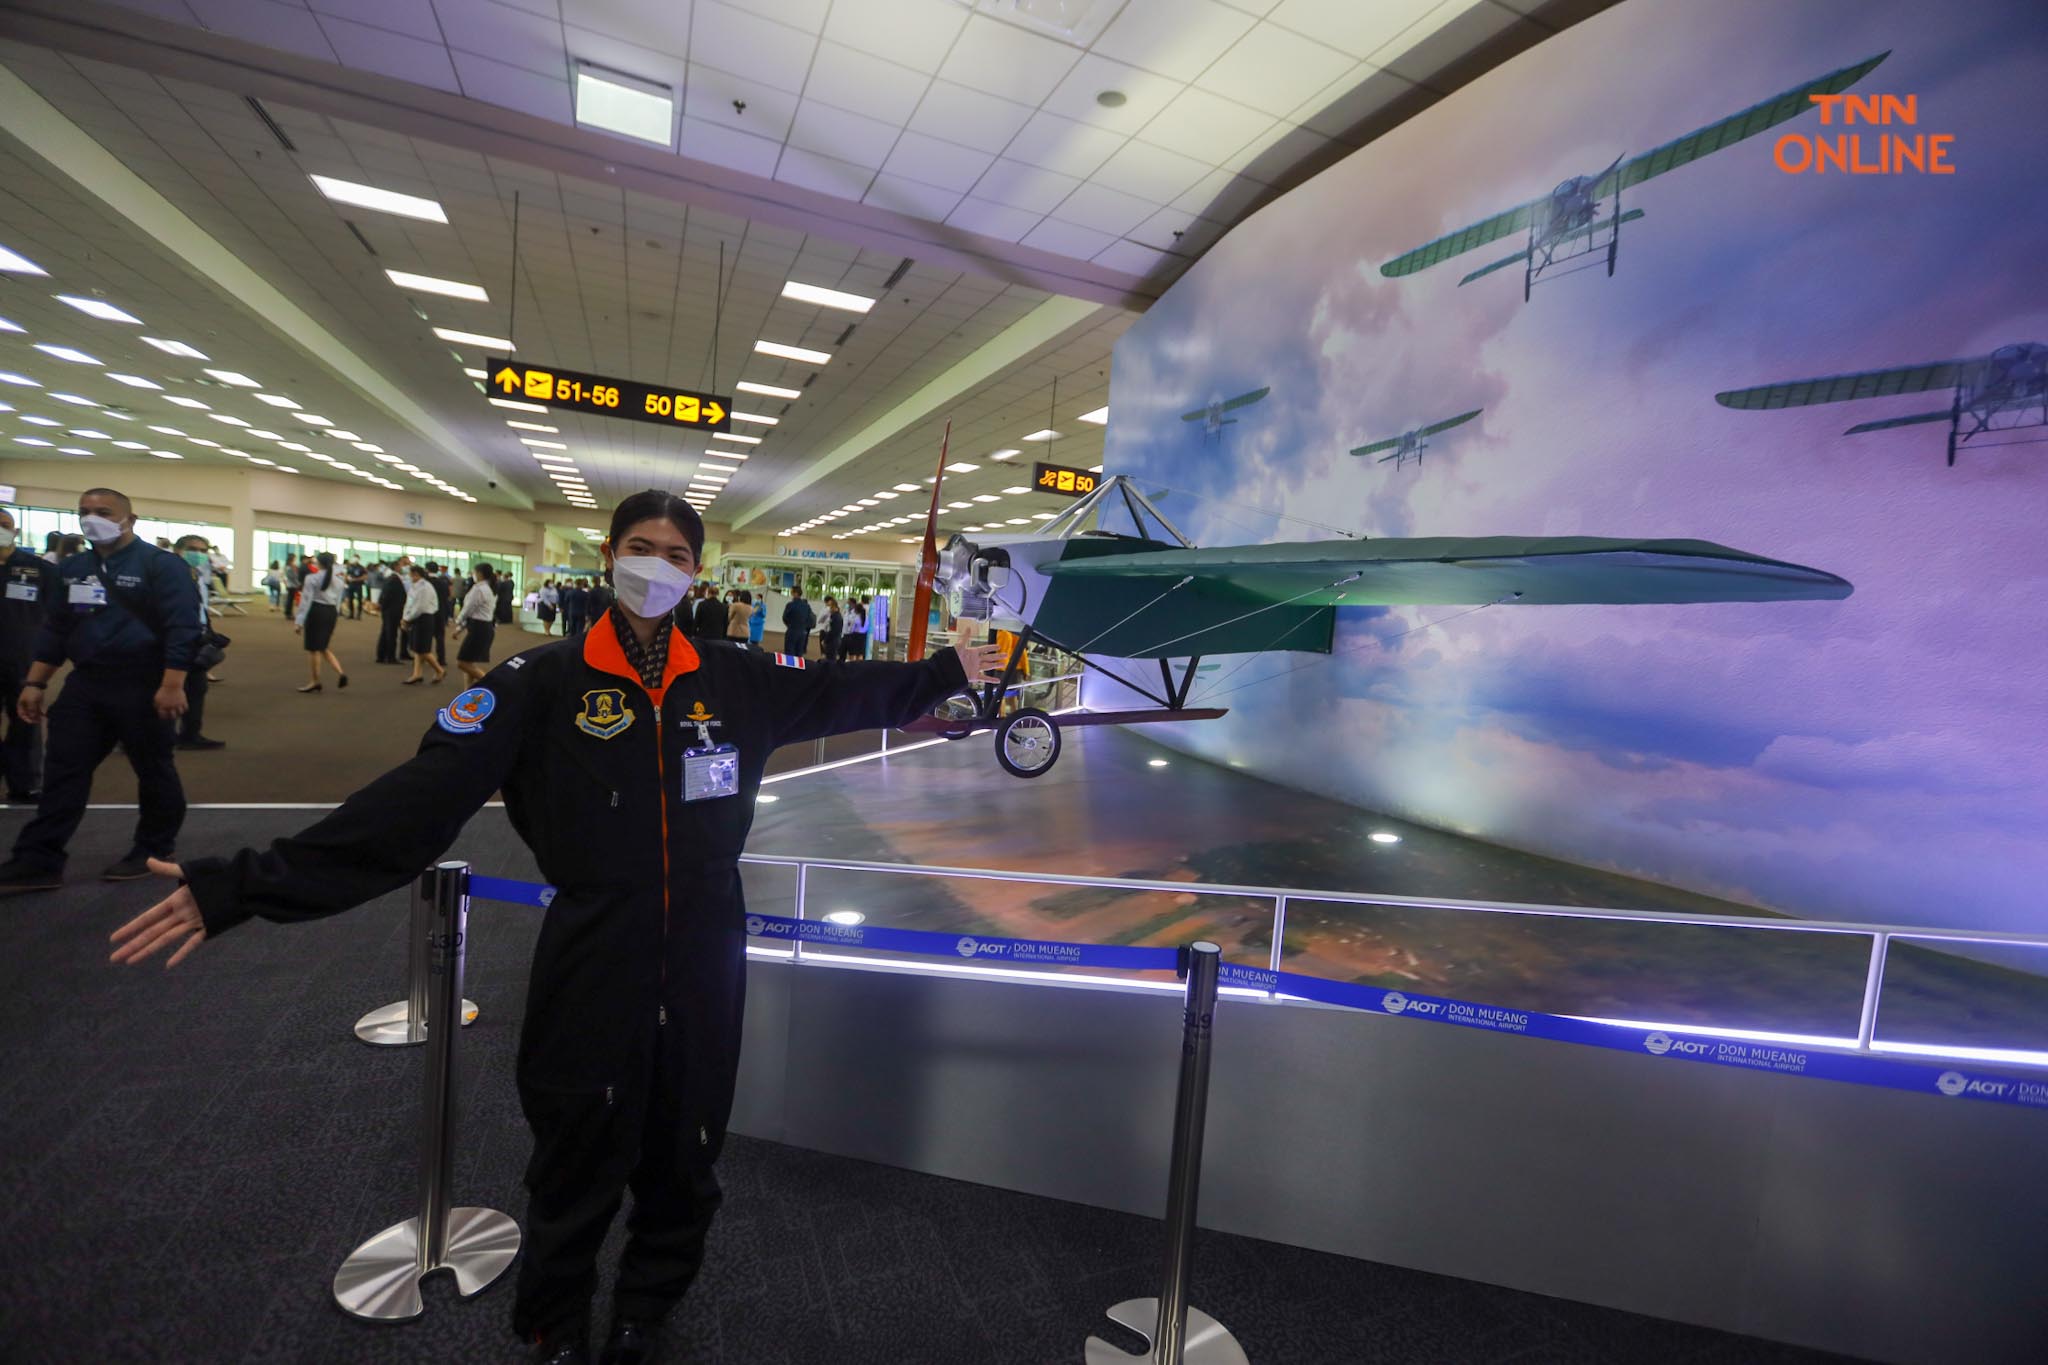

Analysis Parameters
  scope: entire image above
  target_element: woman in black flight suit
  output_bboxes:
[111,490,1004,1365]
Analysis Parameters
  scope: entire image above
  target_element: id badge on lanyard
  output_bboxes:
[4,577,37,603]
[68,578,108,612]
[682,744,739,802]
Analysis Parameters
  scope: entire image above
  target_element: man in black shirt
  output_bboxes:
[375,558,410,663]
[0,507,58,801]
[429,563,453,667]
[0,488,201,892]
[780,586,814,659]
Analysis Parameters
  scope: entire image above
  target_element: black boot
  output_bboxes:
[531,1328,591,1364]
[598,1317,661,1365]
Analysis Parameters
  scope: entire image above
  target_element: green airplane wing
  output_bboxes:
[1380,202,1539,278]
[1418,408,1483,437]
[1716,358,1967,410]
[1032,535,1850,659]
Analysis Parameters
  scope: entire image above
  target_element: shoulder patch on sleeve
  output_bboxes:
[772,653,806,669]
[437,687,496,734]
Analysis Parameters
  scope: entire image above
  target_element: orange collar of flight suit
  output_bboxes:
[582,610,700,709]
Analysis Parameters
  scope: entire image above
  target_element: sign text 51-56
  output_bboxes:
[487,357,731,433]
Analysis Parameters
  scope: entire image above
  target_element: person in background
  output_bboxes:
[293,551,348,693]
[207,545,231,594]
[747,590,765,650]
[454,562,499,685]
[781,585,814,660]
[584,577,613,622]
[839,595,868,662]
[537,578,559,635]
[725,589,749,644]
[171,536,224,752]
[0,487,200,894]
[819,595,844,664]
[42,530,65,564]
[343,556,368,619]
[429,563,453,669]
[262,561,281,610]
[283,553,306,620]
[375,556,410,665]
[400,564,445,686]
[692,583,726,642]
[560,579,585,638]
[0,507,58,801]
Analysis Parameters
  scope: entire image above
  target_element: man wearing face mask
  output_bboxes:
[0,488,201,894]
[109,489,1008,1364]
[0,507,59,802]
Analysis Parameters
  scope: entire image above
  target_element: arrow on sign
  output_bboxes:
[493,367,522,394]
[703,400,725,424]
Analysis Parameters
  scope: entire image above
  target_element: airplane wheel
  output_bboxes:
[995,708,1061,779]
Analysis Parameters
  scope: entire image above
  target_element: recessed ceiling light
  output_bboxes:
[710,432,761,445]
[1096,90,1127,108]
[779,281,876,314]
[55,295,142,324]
[150,449,184,460]
[893,483,921,492]
[753,340,831,365]
[728,411,777,426]
[873,490,899,499]
[736,381,801,399]
[34,344,99,364]
[147,425,185,436]
[946,501,971,510]
[1147,758,1169,768]
[573,60,676,146]
[520,437,568,449]
[106,373,162,389]
[68,428,109,439]
[163,395,209,409]
[247,456,275,466]
[249,429,284,440]
[1005,517,1031,525]
[701,461,740,474]
[19,415,59,426]
[1090,464,1103,472]
[49,393,96,406]
[290,412,333,425]
[432,327,514,351]
[277,441,310,451]
[899,536,918,544]
[489,397,548,413]
[0,317,20,333]
[945,462,978,473]
[326,430,361,441]
[1076,405,1109,424]
[353,442,384,452]
[253,393,299,409]
[143,337,208,359]
[385,269,490,302]
[111,439,148,449]
[463,367,487,380]
[972,494,1000,503]
[505,420,558,433]
[309,175,448,224]
[1369,831,1403,845]
[57,447,91,456]
[0,244,48,275]
[989,449,1021,460]
[1023,428,1059,441]
[374,453,403,464]
[188,438,220,448]
[1002,486,1031,495]
[205,369,260,387]
[13,436,52,447]
[208,414,251,427]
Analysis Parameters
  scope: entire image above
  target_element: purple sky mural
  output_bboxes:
[1100,0,2048,933]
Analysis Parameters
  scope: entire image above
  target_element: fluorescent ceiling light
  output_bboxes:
[1076,405,1109,424]
[208,414,251,427]
[856,498,878,506]
[68,428,109,439]
[873,490,899,499]
[188,438,220,448]
[385,269,489,302]
[700,463,739,475]
[736,380,801,399]
[290,412,333,425]
[278,441,310,451]
[505,420,558,433]
[309,174,447,224]
[106,373,161,389]
[247,456,274,466]
[13,436,52,447]
[205,369,260,387]
[34,344,98,364]
[433,327,513,351]
[353,443,384,452]
[972,494,1000,503]
[989,449,1021,460]
[946,501,971,510]
[1005,518,1031,525]
[489,397,548,413]
[753,340,831,365]
[0,317,20,333]
[111,439,148,449]
[1031,512,1055,519]
[250,429,283,440]
[374,453,403,464]
[49,393,96,406]
[146,425,185,436]
[163,395,209,409]
[56,294,142,324]
[1023,428,1059,441]
[729,411,777,426]
[150,449,183,460]
[253,393,299,409]
[57,447,91,456]
[780,281,876,314]
[1002,486,1030,495]
[573,60,675,146]
[0,244,48,274]
[327,430,361,441]
[520,437,567,449]
[143,337,208,359]
[710,432,761,445]
[944,462,978,473]
[19,415,59,426]
[893,483,921,492]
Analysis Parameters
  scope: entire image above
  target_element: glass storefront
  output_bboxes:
[3,503,234,569]
[253,529,522,593]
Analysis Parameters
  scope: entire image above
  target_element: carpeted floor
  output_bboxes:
[0,809,1869,1365]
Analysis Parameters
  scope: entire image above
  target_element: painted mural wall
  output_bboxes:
[1098,0,2048,933]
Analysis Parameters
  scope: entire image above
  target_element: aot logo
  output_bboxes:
[955,936,1004,958]
[745,915,764,936]
[1936,1071,1968,1096]
[1644,1032,1675,1055]
[1643,1031,1714,1057]
[1382,991,1409,1014]
[537,887,557,908]
[956,936,980,958]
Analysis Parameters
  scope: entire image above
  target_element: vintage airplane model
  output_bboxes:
[898,443,1852,778]
[1715,341,2048,466]
[1378,51,1888,300]
[1350,408,1483,469]
[1180,387,1270,438]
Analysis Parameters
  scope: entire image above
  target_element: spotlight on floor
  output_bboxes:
[1369,831,1402,845]
[823,910,866,926]
[1147,758,1170,768]
[756,793,779,804]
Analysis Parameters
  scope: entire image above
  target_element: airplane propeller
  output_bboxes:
[906,419,951,661]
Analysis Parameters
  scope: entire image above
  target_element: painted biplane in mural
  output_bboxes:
[1378,52,1888,301]
[1715,341,2048,466]
[1180,387,1270,438]
[896,455,1852,778]
[1350,408,1483,469]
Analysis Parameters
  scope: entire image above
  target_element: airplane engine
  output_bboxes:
[940,534,1011,622]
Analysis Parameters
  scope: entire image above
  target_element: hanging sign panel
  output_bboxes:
[487,357,731,432]
[1033,461,1100,498]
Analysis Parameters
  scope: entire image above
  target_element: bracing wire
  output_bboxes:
[1073,575,1194,655]
[1195,592,1521,705]
[1122,572,1361,660]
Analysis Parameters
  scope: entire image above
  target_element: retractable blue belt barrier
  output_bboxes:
[464,875,2046,1112]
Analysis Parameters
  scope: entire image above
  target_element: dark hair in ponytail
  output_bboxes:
[607,490,704,561]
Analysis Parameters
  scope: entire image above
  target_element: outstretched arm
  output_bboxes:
[757,640,1005,748]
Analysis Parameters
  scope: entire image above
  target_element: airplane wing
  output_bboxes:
[1179,407,1209,422]
[1418,408,1483,437]
[1600,51,1889,196]
[1348,436,1400,457]
[1844,410,1952,435]
[1715,358,1969,409]
[1380,202,1539,278]
[1035,536,1851,658]
[1219,387,1271,413]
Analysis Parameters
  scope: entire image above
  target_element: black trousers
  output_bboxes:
[512,1036,722,1341]
[11,672,184,870]
[375,611,401,663]
[177,670,210,744]
[0,658,43,795]
[344,583,364,618]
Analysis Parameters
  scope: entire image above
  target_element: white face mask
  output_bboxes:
[0,527,15,552]
[611,555,693,618]
[80,513,125,546]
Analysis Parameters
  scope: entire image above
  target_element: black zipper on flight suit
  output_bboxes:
[651,701,670,1027]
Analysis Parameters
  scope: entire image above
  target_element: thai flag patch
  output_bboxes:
[772,653,806,669]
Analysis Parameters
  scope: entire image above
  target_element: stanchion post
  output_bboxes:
[333,862,521,1321]
[1084,941,1247,1365]
[353,868,479,1046]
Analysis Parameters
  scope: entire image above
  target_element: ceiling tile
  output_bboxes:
[903,80,1033,156]
[1092,239,1176,275]
[1131,204,1226,254]
[563,26,690,94]
[1214,0,1283,13]
[717,0,829,35]
[319,17,462,92]
[935,13,1081,107]
[802,41,930,125]
[434,0,566,77]
[452,50,576,123]
[820,0,967,74]
[1019,218,1115,261]
[1040,53,1183,135]
[773,146,876,200]
[1047,180,1155,236]
[1136,85,1273,163]
[184,0,339,64]
[560,3,694,59]
[1003,111,1125,180]
[1171,166,1269,218]
[1091,139,1211,205]
[1291,63,1416,143]
[312,0,443,44]
[786,98,900,168]
[1088,0,1255,83]
[1194,21,1354,117]
[967,157,1080,214]
[1267,0,1446,59]
[1225,119,1334,183]
[689,0,819,94]
[880,131,993,194]
[943,197,1041,243]
[1370,1,1528,90]
[683,62,798,138]
[862,173,962,223]
[679,116,783,175]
